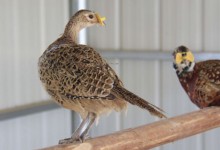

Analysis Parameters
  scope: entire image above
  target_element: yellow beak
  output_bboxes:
[95,13,106,26]
[175,51,194,64]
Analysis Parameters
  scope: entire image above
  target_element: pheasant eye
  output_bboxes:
[88,14,94,19]
[182,53,186,57]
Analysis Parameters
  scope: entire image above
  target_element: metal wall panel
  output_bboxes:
[203,129,220,150]
[87,0,121,50]
[161,0,203,51]
[0,0,72,150]
[204,0,220,51]
[0,0,69,109]
[0,108,71,150]
[120,60,160,128]
[121,0,160,50]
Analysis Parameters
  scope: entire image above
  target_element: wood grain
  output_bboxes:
[42,107,220,150]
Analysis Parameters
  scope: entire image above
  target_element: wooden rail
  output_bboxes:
[42,107,220,150]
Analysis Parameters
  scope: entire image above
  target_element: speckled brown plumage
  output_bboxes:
[39,34,165,119]
[173,46,220,108]
[38,9,166,143]
[39,40,127,118]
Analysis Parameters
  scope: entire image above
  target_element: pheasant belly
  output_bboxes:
[49,90,127,119]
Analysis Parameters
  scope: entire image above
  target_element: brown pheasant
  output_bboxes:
[38,9,166,144]
[173,45,220,108]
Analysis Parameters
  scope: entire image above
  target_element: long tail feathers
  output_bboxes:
[113,86,167,118]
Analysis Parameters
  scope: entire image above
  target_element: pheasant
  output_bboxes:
[38,9,166,144]
[173,45,220,108]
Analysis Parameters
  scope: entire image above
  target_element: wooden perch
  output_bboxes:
[42,107,220,150]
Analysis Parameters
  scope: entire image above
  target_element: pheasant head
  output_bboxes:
[173,46,195,76]
[64,9,106,42]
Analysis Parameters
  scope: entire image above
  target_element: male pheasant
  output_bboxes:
[173,45,220,108]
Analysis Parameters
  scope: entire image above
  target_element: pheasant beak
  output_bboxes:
[95,13,106,26]
[175,51,194,64]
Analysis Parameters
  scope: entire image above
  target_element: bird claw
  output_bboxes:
[59,137,80,145]
[58,135,91,144]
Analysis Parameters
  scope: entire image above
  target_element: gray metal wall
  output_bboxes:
[0,0,72,149]
[1,0,220,149]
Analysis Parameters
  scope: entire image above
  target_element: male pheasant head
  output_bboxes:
[172,46,195,76]
[64,9,106,42]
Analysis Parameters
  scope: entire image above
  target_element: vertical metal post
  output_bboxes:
[69,0,87,134]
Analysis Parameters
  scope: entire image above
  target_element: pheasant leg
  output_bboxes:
[59,112,96,144]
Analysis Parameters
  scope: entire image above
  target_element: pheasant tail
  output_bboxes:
[113,86,166,118]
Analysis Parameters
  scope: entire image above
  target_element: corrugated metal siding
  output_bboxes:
[204,0,220,51]
[120,60,160,127]
[0,0,71,150]
[161,0,203,51]
[121,0,160,50]
[87,0,120,50]
[0,0,69,108]
[0,108,71,150]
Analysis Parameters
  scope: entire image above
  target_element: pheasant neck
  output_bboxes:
[179,71,196,98]
[64,18,82,43]
[68,29,79,43]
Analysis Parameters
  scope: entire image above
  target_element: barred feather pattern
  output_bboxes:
[112,85,166,118]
